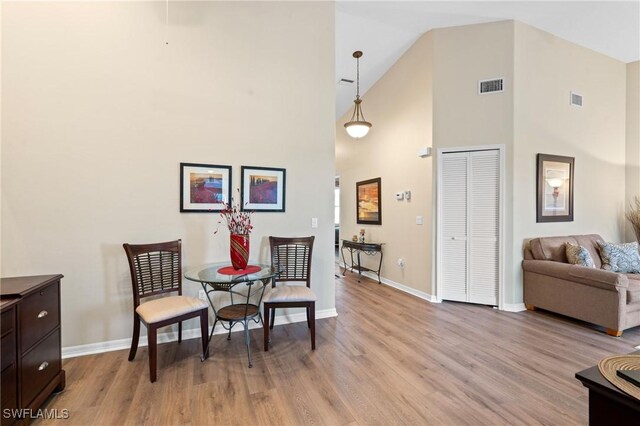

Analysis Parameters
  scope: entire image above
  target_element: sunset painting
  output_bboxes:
[357,178,382,225]
[190,172,224,204]
[180,163,231,212]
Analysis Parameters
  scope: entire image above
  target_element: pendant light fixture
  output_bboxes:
[344,51,372,139]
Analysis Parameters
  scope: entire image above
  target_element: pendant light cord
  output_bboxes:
[356,55,360,100]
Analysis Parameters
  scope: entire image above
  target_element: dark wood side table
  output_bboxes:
[340,240,384,283]
[575,351,640,425]
[1,275,65,425]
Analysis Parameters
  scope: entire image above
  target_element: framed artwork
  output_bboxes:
[357,177,382,225]
[180,162,232,212]
[536,154,574,222]
[241,166,286,212]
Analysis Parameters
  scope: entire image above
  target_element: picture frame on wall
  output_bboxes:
[536,154,574,222]
[180,162,232,212]
[357,177,382,225]
[241,166,286,212]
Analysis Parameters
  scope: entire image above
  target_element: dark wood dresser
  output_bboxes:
[1,275,65,425]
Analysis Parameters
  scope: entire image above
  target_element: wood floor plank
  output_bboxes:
[38,267,640,425]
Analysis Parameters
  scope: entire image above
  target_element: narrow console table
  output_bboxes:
[1,275,65,425]
[575,351,640,425]
[341,240,384,283]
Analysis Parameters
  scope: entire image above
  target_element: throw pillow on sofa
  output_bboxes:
[596,241,640,273]
[565,242,596,268]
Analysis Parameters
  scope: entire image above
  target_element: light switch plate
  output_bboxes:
[416,216,423,225]
[311,217,318,228]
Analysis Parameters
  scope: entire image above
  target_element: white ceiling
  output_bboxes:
[336,1,640,118]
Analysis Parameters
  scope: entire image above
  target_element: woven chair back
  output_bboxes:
[269,236,314,287]
[123,240,182,307]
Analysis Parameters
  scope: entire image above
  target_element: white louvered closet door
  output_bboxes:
[441,150,499,306]
[440,152,469,302]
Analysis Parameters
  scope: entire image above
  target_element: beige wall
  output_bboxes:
[337,20,630,308]
[1,1,336,348]
[0,1,3,277]
[432,21,515,149]
[626,61,640,241]
[336,33,433,295]
[513,22,627,303]
[432,21,515,304]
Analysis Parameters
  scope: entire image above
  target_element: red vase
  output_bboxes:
[230,234,250,270]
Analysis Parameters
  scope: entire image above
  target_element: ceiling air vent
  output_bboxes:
[570,91,583,107]
[478,78,504,95]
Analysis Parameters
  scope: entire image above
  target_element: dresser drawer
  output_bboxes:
[1,307,16,371]
[1,308,15,337]
[20,281,59,351]
[21,329,61,407]
[1,365,17,426]
[1,333,16,371]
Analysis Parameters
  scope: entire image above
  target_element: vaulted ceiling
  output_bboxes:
[336,1,640,118]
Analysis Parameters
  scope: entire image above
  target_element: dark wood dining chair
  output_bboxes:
[263,236,316,351]
[123,240,209,382]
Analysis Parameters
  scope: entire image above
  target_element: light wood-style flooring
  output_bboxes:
[40,269,640,425]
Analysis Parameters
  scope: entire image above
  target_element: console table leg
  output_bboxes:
[340,245,348,276]
[377,251,383,284]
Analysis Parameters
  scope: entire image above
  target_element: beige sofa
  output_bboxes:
[523,234,640,336]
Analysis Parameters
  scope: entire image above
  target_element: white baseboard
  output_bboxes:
[338,263,439,303]
[61,308,338,359]
[337,263,529,311]
[502,303,527,312]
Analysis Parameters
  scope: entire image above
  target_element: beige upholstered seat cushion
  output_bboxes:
[264,285,316,303]
[136,295,208,324]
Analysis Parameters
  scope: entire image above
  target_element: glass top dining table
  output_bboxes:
[183,262,279,290]
[183,262,279,367]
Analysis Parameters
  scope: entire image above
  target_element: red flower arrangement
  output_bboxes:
[214,191,254,235]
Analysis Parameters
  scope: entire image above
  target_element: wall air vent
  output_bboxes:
[338,78,354,85]
[570,91,583,107]
[478,78,504,95]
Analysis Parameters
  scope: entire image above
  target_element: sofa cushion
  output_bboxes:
[565,242,596,268]
[597,241,640,273]
[625,274,640,304]
[530,236,578,263]
[572,234,604,269]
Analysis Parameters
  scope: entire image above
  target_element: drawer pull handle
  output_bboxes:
[37,310,48,319]
[38,361,49,371]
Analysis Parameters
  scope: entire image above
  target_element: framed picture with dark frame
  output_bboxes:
[180,162,232,212]
[357,177,382,225]
[536,154,574,222]
[240,166,286,212]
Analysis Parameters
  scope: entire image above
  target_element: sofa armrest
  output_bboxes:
[522,260,628,291]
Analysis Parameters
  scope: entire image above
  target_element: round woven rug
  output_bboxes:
[598,355,640,400]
